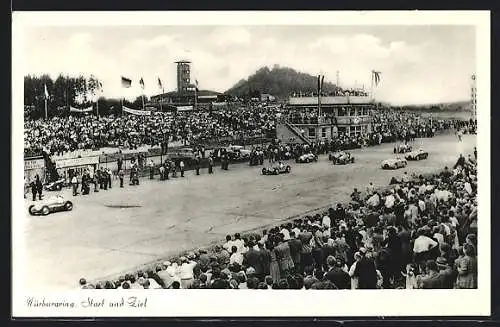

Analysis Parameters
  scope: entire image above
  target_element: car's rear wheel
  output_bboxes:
[41,206,50,216]
[65,201,73,211]
[56,184,62,191]
[383,164,389,169]
[28,205,36,216]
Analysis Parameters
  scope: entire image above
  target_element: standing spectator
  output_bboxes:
[195,156,200,176]
[118,169,124,188]
[71,174,79,196]
[325,256,351,289]
[149,159,155,179]
[179,160,185,177]
[107,168,112,189]
[30,176,37,201]
[353,247,378,289]
[208,156,214,174]
[35,174,43,200]
[455,244,477,289]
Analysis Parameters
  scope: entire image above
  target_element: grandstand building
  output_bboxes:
[277,95,375,144]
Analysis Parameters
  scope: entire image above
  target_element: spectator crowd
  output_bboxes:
[24,104,476,159]
[79,151,478,290]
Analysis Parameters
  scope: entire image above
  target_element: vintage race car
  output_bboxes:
[28,195,73,216]
[381,157,408,170]
[262,163,291,175]
[405,149,429,161]
[329,151,355,165]
[394,144,413,154]
[295,153,318,163]
[44,178,67,191]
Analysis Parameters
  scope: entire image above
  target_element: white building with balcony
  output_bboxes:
[277,95,375,144]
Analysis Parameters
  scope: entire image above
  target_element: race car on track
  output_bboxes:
[394,143,413,154]
[295,153,318,163]
[329,151,355,165]
[262,162,291,175]
[405,149,429,161]
[44,178,67,191]
[28,194,73,216]
[381,157,408,170]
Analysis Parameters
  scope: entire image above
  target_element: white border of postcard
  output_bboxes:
[12,10,491,317]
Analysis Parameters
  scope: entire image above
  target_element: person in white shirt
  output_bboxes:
[223,235,235,253]
[322,215,331,229]
[178,257,197,289]
[229,246,244,265]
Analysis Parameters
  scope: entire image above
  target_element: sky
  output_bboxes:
[22,25,476,105]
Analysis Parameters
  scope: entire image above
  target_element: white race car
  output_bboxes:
[381,157,408,170]
[28,195,73,216]
[405,149,429,161]
[295,153,318,163]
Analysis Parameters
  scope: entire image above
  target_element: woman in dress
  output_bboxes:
[267,241,281,284]
[455,243,477,289]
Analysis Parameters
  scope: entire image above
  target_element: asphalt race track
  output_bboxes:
[22,133,476,290]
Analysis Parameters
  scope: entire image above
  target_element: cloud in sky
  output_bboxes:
[22,25,475,104]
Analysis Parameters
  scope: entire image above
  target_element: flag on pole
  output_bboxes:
[158,78,162,90]
[195,79,199,92]
[121,76,132,88]
[44,84,49,99]
[372,70,381,86]
[317,75,324,94]
[139,78,145,90]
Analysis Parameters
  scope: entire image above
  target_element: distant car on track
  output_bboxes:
[381,157,408,170]
[295,153,318,163]
[405,149,429,161]
[329,151,355,165]
[262,163,291,175]
[44,178,67,191]
[28,195,73,216]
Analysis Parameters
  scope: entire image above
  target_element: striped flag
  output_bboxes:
[44,84,49,98]
[158,77,162,90]
[121,76,132,88]
[139,78,145,89]
[372,70,381,86]
[317,75,325,94]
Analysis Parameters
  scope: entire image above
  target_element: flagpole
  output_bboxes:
[194,87,198,111]
[96,96,99,118]
[370,71,374,101]
[160,87,164,112]
[44,98,48,120]
[142,93,145,111]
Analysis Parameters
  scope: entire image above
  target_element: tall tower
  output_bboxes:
[175,60,191,94]
[470,74,477,121]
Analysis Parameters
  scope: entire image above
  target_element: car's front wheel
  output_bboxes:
[286,166,291,173]
[41,206,50,216]
[65,201,73,211]
[262,168,267,175]
[383,164,389,169]
[56,184,62,191]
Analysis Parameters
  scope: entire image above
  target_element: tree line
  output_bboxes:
[24,74,149,119]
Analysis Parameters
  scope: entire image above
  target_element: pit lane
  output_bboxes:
[21,133,476,290]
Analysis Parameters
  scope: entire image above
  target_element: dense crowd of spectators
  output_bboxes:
[79,151,478,290]
[24,103,476,159]
[24,106,279,158]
